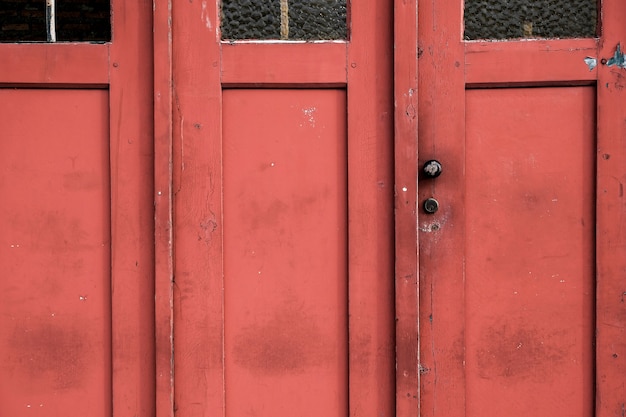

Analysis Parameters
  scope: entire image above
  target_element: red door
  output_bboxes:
[169,1,394,416]
[393,1,626,417]
[0,2,154,416]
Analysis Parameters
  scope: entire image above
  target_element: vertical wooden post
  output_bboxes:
[280,0,289,40]
[46,0,56,42]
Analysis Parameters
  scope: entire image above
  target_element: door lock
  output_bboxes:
[423,198,439,214]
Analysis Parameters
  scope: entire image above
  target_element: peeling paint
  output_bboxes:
[606,44,626,69]
[584,57,597,71]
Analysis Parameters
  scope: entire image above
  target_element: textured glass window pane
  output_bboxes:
[0,0,46,42]
[464,0,597,40]
[288,0,346,40]
[56,0,110,42]
[0,0,110,43]
[221,0,346,40]
[221,0,281,40]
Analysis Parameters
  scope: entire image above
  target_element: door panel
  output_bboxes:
[171,0,394,416]
[223,89,347,416]
[0,89,111,416]
[0,1,154,415]
[465,87,595,417]
[414,1,626,417]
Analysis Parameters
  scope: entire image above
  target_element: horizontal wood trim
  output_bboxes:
[221,42,347,86]
[0,43,109,85]
[465,38,599,85]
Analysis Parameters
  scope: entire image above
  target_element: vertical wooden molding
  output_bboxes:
[280,0,289,40]
[172,0,224,415]
[109,0,156,415]
[394,0,419,415]
[595,1,626,416]
[417,1,466,416]
[154,0,175,415]
[348,0,395,416]
[45,0,56,42]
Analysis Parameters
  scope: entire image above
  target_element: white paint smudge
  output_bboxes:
[302,107,316,127]
[201,1,212,29]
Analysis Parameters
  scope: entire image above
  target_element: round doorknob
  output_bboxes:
[423,160,442,178]
[423,198,439,214]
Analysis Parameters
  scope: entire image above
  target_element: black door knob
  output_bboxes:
[423,160,442,178]
[423,198,439,214]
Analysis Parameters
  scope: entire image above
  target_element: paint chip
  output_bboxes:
[606,44,626,69]
[584,57,597,71]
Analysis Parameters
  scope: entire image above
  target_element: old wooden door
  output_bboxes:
[0,1,154,416]
[169,1,394,417]
[394,1,626,417]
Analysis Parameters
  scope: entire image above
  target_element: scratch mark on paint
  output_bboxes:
[180,115,185,171]
[201,1,212,29]
[606,44,626,69]
[584,57,597,71]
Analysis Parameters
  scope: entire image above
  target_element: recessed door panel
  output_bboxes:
[465,87,595,417]
[0,89,111,416]
[223,89,348,417]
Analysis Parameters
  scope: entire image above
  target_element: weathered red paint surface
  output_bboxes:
[0,89,111,416]
[223,89,348,416]
[394,0,419,414]
[171,0,393,415]
[465,87,595,417]
[417,2,626,417]
[0,1,154,415]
